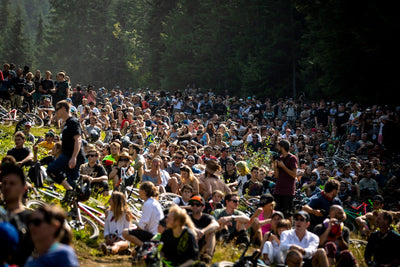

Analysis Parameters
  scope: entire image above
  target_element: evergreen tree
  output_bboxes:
[7,5,32,67]
[0,0,11,57]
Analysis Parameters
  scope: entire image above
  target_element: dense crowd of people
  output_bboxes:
[1,63,400,267]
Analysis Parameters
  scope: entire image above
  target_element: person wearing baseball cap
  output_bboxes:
[22,121,35,143]
[248,193,276,245]
[354,194,400,236]
[36,131,56,151]
[280,210,329,266]
[188,195,220,264]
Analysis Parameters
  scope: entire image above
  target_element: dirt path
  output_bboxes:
[79,254,132,266]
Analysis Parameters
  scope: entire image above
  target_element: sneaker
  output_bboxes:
[100,242,109,255]
[61,190,74,204]
[200,254,213,264]
[238,243,247,250]
[118,248,132,255]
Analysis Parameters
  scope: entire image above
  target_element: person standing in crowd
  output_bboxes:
[46,100,86,203]
[51,71,70,105]
[272,139,298,219]
[10,68,25,108]
[39,70,55,99]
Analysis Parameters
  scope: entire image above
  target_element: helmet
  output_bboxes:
[76,178,91,202]
[88,131,100,143]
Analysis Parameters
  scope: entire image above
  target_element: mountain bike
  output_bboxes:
[343,200,371,232]
[26,178,105,239]
[114,173,144,222]
[0,104,43,128]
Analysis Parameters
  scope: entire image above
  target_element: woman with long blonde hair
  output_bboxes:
[179,165,199,195]
[235,161,251,196]
[160,205,199,266]
[100,191,133,255]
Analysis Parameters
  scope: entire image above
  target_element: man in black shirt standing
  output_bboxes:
[47,100,85,202]
[10,68,25,108]
[7,131,33,168]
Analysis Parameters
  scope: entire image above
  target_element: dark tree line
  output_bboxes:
[0,0,398,105]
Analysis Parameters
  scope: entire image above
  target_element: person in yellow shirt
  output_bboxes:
[36,131,56,151]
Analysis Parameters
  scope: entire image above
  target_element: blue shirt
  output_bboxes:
[308,191,342,223]
[24,243,78,267]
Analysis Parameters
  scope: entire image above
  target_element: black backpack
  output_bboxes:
[27,162,46,188]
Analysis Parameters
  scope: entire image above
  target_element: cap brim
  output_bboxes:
[189,200,203,205]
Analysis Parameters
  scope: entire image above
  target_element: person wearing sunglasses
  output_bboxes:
[25,204,78,267]
[188,195,220,264]
[280,211,329,267]
[213,193,250,249]
[47,100,86,203]
[80,149,109,196]
[164,151,185,194]
[35,131,56,152]
[109,151,135,190]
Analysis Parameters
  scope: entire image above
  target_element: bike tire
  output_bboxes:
[0,116,13,126]
[159,192,181,202]
[349,239,367,245]
[26,199,47,210]
[344,220,357,232]
[26,113,44,128]
[67,212,100,240]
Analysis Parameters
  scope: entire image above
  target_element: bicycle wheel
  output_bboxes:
[349,238,367,262]
[344,219,357,232]
[159,192,180,202]
[0,115,13,126]
[67,212,100,240]
[26,199,47,210]
[127,197,143,222]
[26,113,44,128]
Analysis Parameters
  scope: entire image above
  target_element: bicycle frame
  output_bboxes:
[350,202,368,215]
[33,183,105,227]
[75,201,105,227]
[0,107,18,122]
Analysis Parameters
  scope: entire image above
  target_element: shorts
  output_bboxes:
[127,229,154,243]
